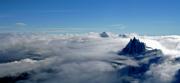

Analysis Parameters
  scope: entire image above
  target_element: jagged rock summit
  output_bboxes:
[119,37,146,55]
[115,37,164,80]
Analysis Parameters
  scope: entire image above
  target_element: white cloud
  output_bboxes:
[0,32,179,83]
[15,22,27,26]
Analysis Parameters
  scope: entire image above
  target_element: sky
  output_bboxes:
[0,0,180,35]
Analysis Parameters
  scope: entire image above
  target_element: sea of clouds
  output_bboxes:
[0,32,179,83]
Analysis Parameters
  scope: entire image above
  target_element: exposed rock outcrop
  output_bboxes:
[119,37,146,55]
[100,32,109,38]
[114,37,164,80]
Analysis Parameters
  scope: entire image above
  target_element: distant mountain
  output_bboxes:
[118,34,128,38]
[100,32,109,37]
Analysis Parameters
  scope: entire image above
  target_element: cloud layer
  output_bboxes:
[0,32,179,83]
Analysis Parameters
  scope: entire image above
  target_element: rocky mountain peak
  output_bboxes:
[119,37,146,55]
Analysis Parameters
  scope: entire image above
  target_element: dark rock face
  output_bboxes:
[119,37,146,55]
[100,32,109,38]
[172,69,180,83]
[174,57,180,63]
[0,73,30,83]
[115,37,164,82]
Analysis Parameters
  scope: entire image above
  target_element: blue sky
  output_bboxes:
[0,0,180,35]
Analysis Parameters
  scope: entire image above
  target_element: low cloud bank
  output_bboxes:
[0,32,179,83]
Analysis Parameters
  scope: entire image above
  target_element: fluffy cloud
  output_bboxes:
[0,32,179,83]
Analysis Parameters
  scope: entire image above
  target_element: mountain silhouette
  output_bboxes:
[100,32,109,37]
[119,37,146,55]
[115,37,163,80]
